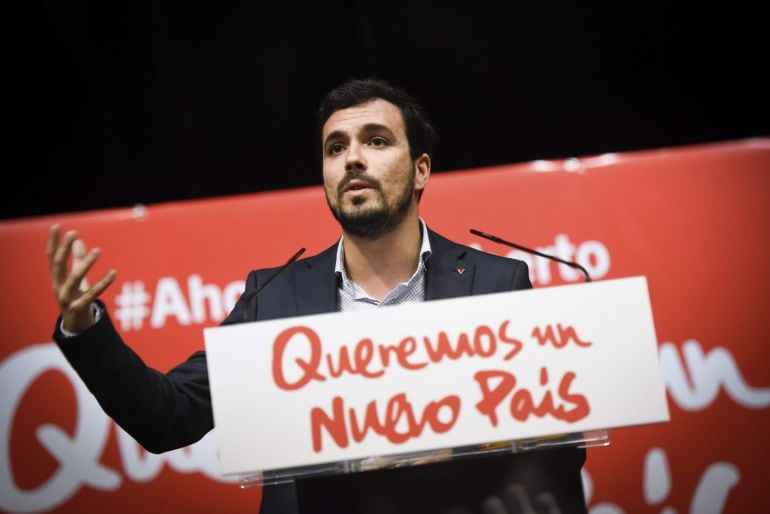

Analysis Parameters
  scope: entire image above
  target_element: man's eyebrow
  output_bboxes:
[361,123,396,138]
[323,124,397,147]
[323,130,346,147]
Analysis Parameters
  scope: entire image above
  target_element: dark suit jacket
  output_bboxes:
[55,229,586,514]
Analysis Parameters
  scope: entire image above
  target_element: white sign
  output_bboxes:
[205,276,669,476]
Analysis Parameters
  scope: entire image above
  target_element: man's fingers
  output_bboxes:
[72,240,91,291]
[47,228,113,322]
[60,247,101,301]
[71,270,117,311]
[72,239,87,260]
[51,229,78,291]
[46,224,60,262]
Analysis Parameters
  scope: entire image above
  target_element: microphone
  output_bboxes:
[241,247,306,322]
[469,229,591,282]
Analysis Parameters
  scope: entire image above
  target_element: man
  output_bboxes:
[49,79,586,513]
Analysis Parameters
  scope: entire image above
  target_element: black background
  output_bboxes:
[16,1,769,220]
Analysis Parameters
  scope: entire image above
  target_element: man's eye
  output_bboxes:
[369,137,387,147]
[329,143,345,155]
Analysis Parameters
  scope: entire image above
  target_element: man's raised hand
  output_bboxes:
[48,224,117,333]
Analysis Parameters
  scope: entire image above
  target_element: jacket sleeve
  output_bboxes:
[53,271,260,454]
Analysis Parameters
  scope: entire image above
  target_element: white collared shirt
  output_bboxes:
[334,219,432,311]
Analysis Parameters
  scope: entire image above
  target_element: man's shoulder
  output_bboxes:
[427,228,531,293]
[427,229,520,268]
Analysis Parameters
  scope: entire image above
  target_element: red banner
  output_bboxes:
[2,138,768,513]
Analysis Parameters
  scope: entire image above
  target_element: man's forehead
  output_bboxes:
[322,99,406,139]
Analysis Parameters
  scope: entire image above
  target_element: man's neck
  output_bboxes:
[342,213,423,301]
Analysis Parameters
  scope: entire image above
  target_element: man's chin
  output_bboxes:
[337,209,392,240]
[339,211,387,228]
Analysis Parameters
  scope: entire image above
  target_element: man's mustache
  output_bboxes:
[337,175,382,196]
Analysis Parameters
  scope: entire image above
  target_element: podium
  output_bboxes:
[204,277,669,512]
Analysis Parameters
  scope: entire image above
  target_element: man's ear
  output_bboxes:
[414,153,431,193]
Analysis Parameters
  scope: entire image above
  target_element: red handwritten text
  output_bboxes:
[310,393,461,451]
[272,322,523,391]
[474,367,590,425]
[531,324,592,348]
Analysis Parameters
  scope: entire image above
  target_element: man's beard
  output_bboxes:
[327,168,416,240]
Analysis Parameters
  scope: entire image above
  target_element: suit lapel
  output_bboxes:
[295,243,338,316]
[425,230,475,301]
[292,230,474,310]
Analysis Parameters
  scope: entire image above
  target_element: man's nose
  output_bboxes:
[345,142,366,173]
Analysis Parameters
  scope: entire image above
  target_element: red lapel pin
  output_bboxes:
[457,268,465,275]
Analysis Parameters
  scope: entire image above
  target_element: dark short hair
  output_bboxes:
[316,78,438,161]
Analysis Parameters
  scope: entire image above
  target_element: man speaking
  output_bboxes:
[49,79,587,513]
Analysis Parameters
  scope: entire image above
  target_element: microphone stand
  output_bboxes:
[241,247,306,322]
[470,229,592,282]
